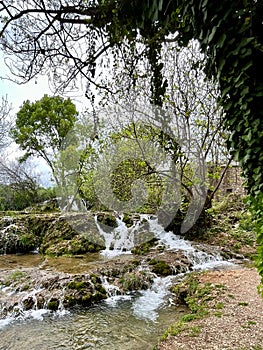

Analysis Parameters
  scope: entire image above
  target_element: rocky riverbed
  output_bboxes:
[0,208,249,326]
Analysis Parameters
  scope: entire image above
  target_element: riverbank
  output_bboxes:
[157,267,263,350]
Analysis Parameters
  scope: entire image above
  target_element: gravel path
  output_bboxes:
[158,268,263,350]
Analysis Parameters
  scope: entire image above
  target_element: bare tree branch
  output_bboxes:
[0,96,12,150]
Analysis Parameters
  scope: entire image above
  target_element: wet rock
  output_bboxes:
[96,212,118,232]
[47,298,59,311]
[40,213,105,256]
[120,271,154,291]
[22,296,35,310]
[122,214,134,227]
[149,259,173,276]
[131,237,159,255]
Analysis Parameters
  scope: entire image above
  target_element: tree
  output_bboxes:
[54,118,101,210]
[0,157,55,210]
[99,39,232,209]
[11,94,78,186]
[1,1,261,188]
[0,96,12,150]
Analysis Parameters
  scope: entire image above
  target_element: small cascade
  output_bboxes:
[95,215,141,257]
[132,276,174,322]
[146,216,194,252]
[94,213,235,271]
[101,275,131,306]
[0,287,50,329]
[147,216,234,271]
[184,249,230,271]
[0,283,70,330]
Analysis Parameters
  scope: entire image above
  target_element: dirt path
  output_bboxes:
[158,268,263,350]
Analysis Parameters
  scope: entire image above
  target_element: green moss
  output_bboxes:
[93,291,107,302]
[97,213,118,230]
[131,238,159,255]
[90,274,101,284]
[149,259,173,276]
[64,295,77,307]
[82,293,92,305]
[67,280,89,291]
[95,283,107,295]
[47,299,59,311]
[122,214,134,227]
[17,232,38,252]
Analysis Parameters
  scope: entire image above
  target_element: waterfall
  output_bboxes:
[132,276,174,322]
[0,212,237,328]
[95,215,141,257]
[95,214,234,271]
[101,275,132,307]
[147,216,234,270]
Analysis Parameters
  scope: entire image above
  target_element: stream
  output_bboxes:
[0,285,187,350]
[0,214,238,349]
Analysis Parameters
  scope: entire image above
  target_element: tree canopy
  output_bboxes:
[11,94,78,185]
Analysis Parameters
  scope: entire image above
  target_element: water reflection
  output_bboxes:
[0,253,134,274]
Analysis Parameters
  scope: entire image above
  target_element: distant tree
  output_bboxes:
[11,94,78,186]
[0,157,55,210]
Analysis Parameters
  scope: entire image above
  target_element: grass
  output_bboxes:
[3,270,27,286]
[204,195,257,258]
[160,274,226,341]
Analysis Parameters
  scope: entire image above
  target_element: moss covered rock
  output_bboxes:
[96,212,118,232]
[149,259,173,276]
[64,275,107,307]
[40,213,105,256]
[120,271,154,291]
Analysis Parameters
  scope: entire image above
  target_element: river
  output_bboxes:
[0,214,237,349]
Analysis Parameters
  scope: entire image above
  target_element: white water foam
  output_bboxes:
[101,275,132,306]
[132,276,174,322]
[96,214,235,271]
[95,215,141,257]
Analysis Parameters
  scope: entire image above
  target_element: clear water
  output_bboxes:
[0,298,186,350]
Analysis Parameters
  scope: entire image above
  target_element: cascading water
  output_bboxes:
[96,214,234,271]
[0,212,239,349]
[131,275,175,322]
[95,214,235,322]
[146,216,234,271]
[95,214,141,257]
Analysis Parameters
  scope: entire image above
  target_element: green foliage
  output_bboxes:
[11,95,78,185]
[167,1,263,285]
[103,0,263,286]
[0,183,56,211]
[17,232,37,253]
[1,0,263,284]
